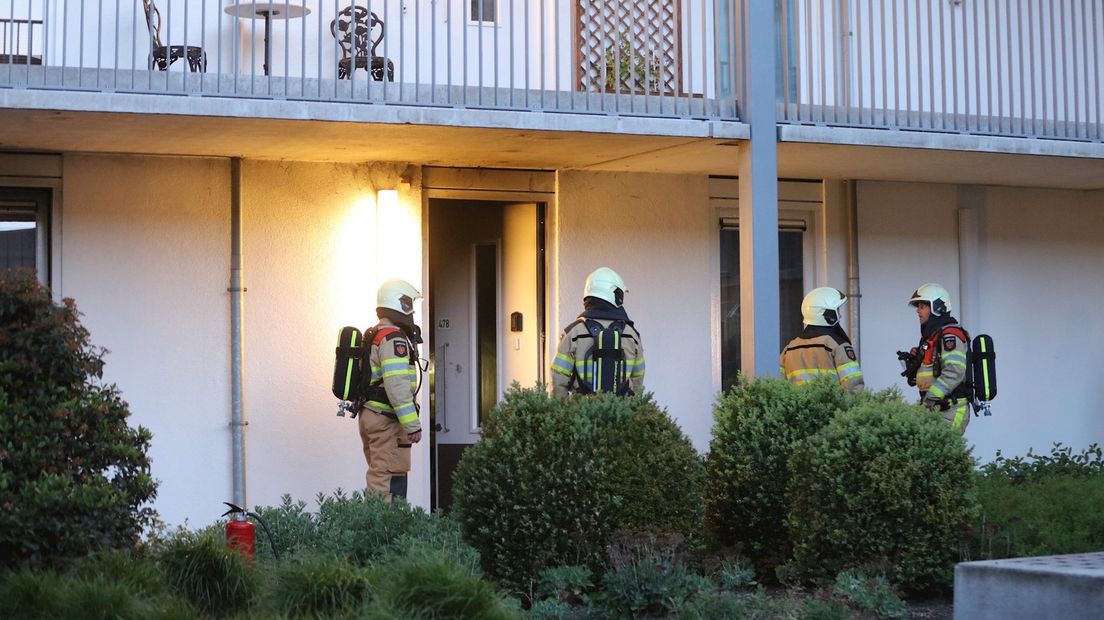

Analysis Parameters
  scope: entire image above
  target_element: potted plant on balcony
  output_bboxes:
[600,33,662,94]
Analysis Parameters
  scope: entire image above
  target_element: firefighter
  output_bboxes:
[552,267,645,396]
[780,287,864,393]
[902,282,971,434]
[358,278,424,501]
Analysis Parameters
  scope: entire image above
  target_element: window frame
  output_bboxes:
[468,0,496,25]
[709,191,823,392]
[0,185,53,286]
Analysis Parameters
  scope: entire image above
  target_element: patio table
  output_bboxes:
[223,1,310,76]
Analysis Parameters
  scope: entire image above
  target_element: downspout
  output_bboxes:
[230,158,247,509]
[845,180,861,355]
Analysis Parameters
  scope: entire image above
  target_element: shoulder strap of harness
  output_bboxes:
[372,325,402,346]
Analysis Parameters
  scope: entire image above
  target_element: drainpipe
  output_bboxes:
[230,158,247,509]
[845,180,861,355]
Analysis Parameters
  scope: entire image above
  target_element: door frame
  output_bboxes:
[422,171,553,511]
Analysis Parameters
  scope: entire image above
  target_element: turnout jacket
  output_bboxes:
[779,325,864,393]
[915,319,969,405]
[552,317,645,396]
[363,323,422,435]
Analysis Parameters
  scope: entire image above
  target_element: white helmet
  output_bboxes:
[908,283,952,316]
[583,267,628,307]
[377,279,422,315]
[801,287,847,327]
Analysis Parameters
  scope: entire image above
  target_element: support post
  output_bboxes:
[738,0,781,377]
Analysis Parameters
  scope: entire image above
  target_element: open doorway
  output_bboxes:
[427,199,546,512]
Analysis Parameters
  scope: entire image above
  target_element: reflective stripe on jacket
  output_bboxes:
[552,318,645,396]
[365,326,421,434]
[779,334,864,393]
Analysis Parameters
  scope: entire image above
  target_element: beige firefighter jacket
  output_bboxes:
[552,317,645,396]
[780,332,864,393]
[363,324,422,435]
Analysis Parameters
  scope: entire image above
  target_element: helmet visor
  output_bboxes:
[399,294,414,314]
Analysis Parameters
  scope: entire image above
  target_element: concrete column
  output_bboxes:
[738,0,780,377]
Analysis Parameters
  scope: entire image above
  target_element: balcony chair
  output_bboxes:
[142,0,206,72]
[331,6,394,81]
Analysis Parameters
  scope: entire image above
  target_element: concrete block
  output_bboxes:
[955,552,1104,620]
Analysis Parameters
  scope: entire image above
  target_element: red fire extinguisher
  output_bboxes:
[222,502,279,561]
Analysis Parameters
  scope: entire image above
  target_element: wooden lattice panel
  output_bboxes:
[576,0,681,94]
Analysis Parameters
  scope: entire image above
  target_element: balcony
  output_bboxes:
[772,0,1103,142]
[0,1,731,121]
[0,1,1100,145]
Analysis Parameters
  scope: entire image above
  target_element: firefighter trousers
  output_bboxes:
[358,409,412,500]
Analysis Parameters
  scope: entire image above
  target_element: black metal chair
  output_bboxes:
[331,6,394,81]
[142,0,206,72]
[0,18,43,65]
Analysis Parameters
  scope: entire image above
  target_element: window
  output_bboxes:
[473,242,498,427]
[470,0,495,23]
[0,187,50,284]
[719,218,805,391]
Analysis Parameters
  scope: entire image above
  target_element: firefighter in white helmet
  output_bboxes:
[552,267,645,396]
[357,278,424,501]
[779,287,864,393]
[900,283,971,434]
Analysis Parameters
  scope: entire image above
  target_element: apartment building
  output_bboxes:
[1,0,1101,525]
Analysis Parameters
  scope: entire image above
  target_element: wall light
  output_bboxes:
[376,189,399,212]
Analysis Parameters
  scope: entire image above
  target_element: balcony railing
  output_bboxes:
[778,0,1103,142]
[1,2,1100,144]
[0,1,734,121]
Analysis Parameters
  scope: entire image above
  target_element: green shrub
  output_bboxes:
[367,548,521,619]
[831,571,907,619]
[800,597,852,620]
[534,565,594,606]
[0,564,199,620]
[452,388,704,597]
[979,442,1104,483]
[157,530,256,616]
[704,376,868,574]
[672,590,747,620]
[970,473,1104,560]
[0,270,157,569]
[527,599,584,620]
[786,401,977,594]
[452,388,612,595]
[258,552,371,617]
[57,576,143,620]
[717,559,756,590]
[604,397,705,534]
[0,567,64,618]
[252,489,479,574]
[250,495,318,560]
[597,551,709,618]
[68,550,167,596]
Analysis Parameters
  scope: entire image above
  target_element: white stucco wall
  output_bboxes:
[555,171,716,450]
[856,180,1104,462]
[239,160,427,518]
[60,154,233,528]
[56,155,427,527]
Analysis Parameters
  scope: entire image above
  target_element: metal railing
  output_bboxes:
[0,0,735,121]
[1,17,42,64]
[780,0,1103,142]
